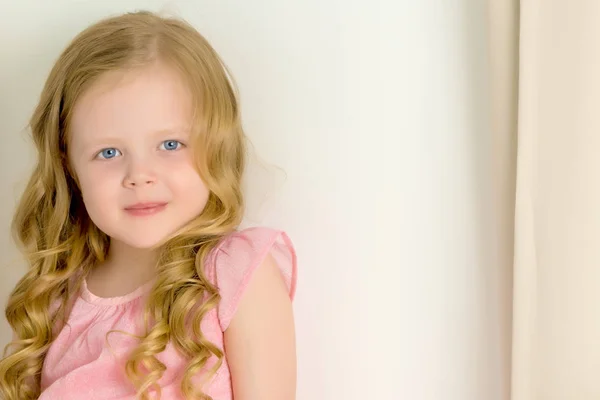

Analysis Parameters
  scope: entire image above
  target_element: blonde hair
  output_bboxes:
[0,10,246,399]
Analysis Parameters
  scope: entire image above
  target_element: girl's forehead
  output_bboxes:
[69,63,193,146]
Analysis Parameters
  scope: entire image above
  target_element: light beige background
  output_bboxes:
[0,1,511,399]
[501,0,600,399]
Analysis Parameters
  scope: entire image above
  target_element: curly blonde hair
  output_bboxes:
[0,10,246,400]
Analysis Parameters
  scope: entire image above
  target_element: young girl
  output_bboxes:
[0,10,297,400]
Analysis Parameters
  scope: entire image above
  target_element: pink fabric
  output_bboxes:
[39,227,297,399]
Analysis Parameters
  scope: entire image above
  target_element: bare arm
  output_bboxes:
[224,254,297,400]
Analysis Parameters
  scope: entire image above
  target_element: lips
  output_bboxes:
[125,202,166,210]
[124,202,168,216]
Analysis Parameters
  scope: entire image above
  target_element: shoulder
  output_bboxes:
[205,226,298,331]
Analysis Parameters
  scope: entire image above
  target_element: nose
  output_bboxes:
[122,157,157,188]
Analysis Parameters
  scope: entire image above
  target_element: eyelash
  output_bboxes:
[159,140,184,151]
[95,140,186,160]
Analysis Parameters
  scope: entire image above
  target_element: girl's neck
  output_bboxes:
[98,239,159,284]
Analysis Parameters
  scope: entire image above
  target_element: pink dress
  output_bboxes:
[39,227,297,399]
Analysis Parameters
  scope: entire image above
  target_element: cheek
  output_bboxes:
[176,169,208,195]
[77,167,121,212]
[163,154,204,187]
[168,162,209,207]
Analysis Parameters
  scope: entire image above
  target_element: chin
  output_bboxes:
[125,238,165,250]
[111,229,172,250]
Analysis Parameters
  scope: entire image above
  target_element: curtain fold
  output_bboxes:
[490,1,600,398]
[487,1,519,399]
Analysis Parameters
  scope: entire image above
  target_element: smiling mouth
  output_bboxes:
[124,202,168,216]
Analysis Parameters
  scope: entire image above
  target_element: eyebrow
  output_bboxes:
[151,128,191,137]
[78,137,124,149]
[79,128,191,146]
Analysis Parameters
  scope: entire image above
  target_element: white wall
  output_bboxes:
[0,1,509,399]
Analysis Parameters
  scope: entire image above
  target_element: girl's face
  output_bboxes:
[68,62,209,249]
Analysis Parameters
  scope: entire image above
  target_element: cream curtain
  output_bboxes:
[490,1,600,399]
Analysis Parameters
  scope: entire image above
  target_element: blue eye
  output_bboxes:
[160,140,183,151]
[97,148,121,159]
